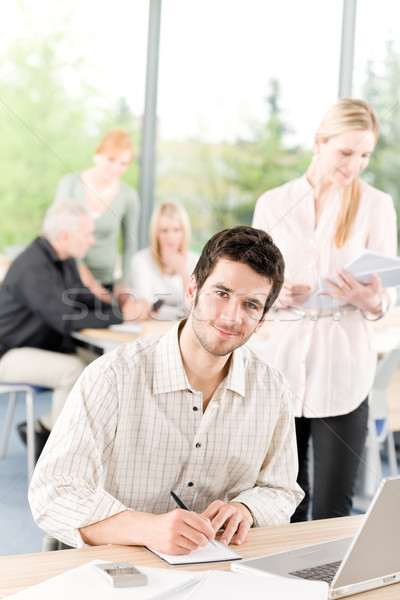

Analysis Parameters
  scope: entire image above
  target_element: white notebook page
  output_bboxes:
[147,540,242,566]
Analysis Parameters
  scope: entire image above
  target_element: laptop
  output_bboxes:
[232,476,400,598]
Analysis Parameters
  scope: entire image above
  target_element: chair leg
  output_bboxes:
[0,392,17,458]
[387,430,398,476]
[25,390,35,483]
[42,534,60,552]
[363,415,383,498]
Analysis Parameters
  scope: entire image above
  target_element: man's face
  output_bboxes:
[65,215,95,259]
[187,258,272,357]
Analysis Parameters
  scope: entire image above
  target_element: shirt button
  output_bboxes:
[195,443,201,448]
[193,406,198,411]
[188,481,194,487]
[188,389,193,394]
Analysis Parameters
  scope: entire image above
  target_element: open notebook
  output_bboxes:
[9,560,204,600]
[146,539,242,566]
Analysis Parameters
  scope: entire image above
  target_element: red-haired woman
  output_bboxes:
[55,129,139,302]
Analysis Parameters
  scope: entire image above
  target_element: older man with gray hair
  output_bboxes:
[0,201,149,460]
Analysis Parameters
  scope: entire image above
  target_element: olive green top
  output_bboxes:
[54,173,140,286]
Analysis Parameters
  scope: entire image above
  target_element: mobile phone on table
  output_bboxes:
[152,298,165,312]
[95,562,148,588]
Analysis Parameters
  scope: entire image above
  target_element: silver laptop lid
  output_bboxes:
[332,475,400,590]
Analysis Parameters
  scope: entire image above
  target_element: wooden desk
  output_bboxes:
[5,515,398,599]
[73,320,178,355]
[3,516,400,599]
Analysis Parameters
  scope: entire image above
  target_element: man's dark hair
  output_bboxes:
[193,226,285,317]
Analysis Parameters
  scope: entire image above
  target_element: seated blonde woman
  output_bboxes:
[131,202,199,320]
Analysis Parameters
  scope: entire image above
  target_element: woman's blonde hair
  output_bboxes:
[315,98,379,247]
[95,129,134,162]
[149,201,191,269]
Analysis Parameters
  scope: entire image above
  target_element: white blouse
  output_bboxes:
[130,248,199,320]
[253,175,397,418]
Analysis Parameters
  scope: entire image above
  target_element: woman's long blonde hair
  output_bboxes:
[149,201,191,270]
[315,98,379,247]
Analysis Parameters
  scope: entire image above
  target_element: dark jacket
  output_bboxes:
[0,237,122,358]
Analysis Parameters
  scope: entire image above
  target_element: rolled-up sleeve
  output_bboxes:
[28,363,131,548]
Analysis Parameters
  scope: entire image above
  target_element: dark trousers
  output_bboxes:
[291,398,369,522]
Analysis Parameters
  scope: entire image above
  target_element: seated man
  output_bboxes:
[0,201,149,459]
[29,225,303,553]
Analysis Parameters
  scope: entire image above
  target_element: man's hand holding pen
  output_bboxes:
[165,491,253,554]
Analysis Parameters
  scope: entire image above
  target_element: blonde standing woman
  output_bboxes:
[131,201,199,320]
[55,129,140,303]
[253,98,397,521]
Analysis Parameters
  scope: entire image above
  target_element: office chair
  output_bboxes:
[0,383,52,483]
[42,534,72,552]
[355,348,400,506]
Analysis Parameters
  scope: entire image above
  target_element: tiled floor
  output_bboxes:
[0,391,51,556]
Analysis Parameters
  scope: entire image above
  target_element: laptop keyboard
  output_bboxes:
[289,560,342,583]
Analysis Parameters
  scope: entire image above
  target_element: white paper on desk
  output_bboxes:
[9,560,204,600]
[304,250,400,310]
[182,570,328,600]
[109,322,141,333]
[147,540,242,566]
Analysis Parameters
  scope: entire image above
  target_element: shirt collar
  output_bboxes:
[153,321,246,397]
[36,237,64,264]
[300,173,342,201]
[299,174,315,195]
[153,322,190,394]
[225,348,246,397]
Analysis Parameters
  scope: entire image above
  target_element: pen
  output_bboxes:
[170,490,218,547]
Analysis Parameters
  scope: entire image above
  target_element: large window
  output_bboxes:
[1,1,399,255]
[353,0,400,242]
[0,1,148,250]
[155,0,342,249]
